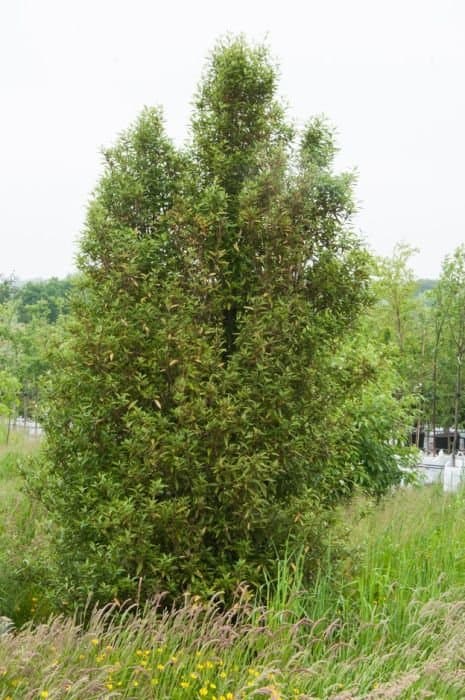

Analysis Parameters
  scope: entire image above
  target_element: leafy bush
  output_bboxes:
[32,38,402,606]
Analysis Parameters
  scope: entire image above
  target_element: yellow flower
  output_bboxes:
[91,638,99,646]
[40,693,50,699]
[199,688,208,697]
[219,672,227,679]
[157,663,165,671]
[180,681,190,689]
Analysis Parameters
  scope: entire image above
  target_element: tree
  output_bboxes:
[15,277,73,324]
[35,38,380,605]
[370,245,431,445]
[0,370,20,443]
[430,246,465,456]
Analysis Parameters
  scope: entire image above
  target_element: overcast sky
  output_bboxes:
[1,0,464,280]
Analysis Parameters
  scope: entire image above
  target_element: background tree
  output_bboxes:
[430,246,465,456]
[34,38,406,606]
[15,277,73,324]
[0,277,70,433]
[370,245,431,446]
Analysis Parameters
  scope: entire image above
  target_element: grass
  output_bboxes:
[1,439,465,697]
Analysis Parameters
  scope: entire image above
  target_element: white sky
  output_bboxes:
[1,0,464,280]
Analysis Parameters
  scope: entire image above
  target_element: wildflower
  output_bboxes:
[91,638,99,646]
[180,681,190,689]
[157,663,165,671]
[206,660,214,669]
[219,672,227,679]
[199,688,209,697]
[39,693,50,699]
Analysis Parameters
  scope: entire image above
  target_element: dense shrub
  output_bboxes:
[34,38,383,605]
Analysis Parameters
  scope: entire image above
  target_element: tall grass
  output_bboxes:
[1,451,465,697]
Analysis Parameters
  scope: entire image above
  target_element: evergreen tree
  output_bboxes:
[35,38,376,604]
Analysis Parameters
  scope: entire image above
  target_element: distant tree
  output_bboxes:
[416,279,437,296]
[430,246,465,455]
[34,38,389,606]
[371,245,430,444]
[0,370,20,443]
[0,276,16,305]
[16,277,73,324]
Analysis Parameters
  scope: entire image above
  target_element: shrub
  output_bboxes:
[34,38,380,605]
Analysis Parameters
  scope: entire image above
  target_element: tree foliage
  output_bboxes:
[428,246,465,445]
[34,38,386,604]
